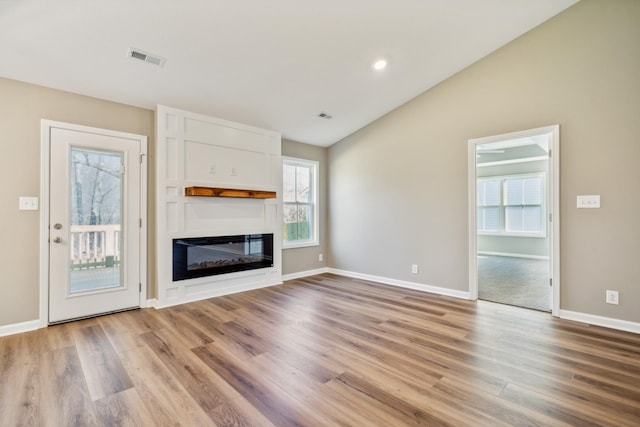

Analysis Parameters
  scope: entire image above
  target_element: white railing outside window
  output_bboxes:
[69,224,121,269]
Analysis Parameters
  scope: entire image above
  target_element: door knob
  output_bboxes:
[53,237,62,243]
[53,223,63,230]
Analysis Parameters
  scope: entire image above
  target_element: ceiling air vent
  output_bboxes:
[127,47,167,68]
[318,112,333,119]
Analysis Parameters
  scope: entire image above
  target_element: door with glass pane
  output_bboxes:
[49,126,143,323]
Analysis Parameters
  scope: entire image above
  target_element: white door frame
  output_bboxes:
[39,120,148,326]
[468,125,560,316]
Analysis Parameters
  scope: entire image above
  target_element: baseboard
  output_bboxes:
[478,251,549,260]
[328,268,471,300]
[146,298,159,309]
[154,279,283,309]
[0,319,44,338]
[282,267,330,282]
[560,310,640,334]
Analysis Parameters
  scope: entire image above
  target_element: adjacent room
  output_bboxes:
[1,0,639,425]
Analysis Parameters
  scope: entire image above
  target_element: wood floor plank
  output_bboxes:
[141,328,262,426]
[93,388,155,427]
[39,345,98,427]
[73,324,134,401]
[2,273,640,426]
[118,344,213,426]
[192,343,326,427]
[97,311,147,354]
[155,305,215,349]
[0,332,40,427]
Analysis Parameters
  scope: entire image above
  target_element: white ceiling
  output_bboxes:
[0,0,578,146]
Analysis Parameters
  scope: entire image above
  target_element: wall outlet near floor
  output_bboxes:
[411,264,419,274]
[319,253,323,262]
[606,290,619,305]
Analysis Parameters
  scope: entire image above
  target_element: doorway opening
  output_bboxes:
[468,125,560,315]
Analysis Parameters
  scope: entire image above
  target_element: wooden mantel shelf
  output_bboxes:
[184,186,276,199]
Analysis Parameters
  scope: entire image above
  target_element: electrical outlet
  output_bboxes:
[606,290,619,305]
[319,253,323,262]
[411,264,419,274]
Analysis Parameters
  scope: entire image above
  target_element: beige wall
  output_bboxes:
[0,77,155,326]
[3,0,639,328]
[281,139,328,275]
[328,0,640,322]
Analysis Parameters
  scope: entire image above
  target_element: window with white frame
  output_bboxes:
[282,157,318,248]
[477,173,546,236]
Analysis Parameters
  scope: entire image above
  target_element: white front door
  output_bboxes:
[47,125,145,323]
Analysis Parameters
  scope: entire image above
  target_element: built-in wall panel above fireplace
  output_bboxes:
[155,105,282,307]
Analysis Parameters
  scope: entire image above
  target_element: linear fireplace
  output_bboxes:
[173,234,274,281]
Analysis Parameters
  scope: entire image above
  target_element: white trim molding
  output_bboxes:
[328,268,471,300]
[560,310,640,335]
[0,319,44,338]
[282,268,330,282]
[468,124,560,316]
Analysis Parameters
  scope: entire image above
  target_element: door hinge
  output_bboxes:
[549,278,553,287]
[139,153,146,164]
[139,218,142,228]
[139,283,142,293]
[549,213,552,222]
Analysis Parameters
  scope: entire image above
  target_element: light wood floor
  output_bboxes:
[2,273,639,426]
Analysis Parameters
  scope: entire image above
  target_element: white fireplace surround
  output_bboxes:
[155,105,282,307]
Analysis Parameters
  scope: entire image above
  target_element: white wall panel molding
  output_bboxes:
[156,105,282,307]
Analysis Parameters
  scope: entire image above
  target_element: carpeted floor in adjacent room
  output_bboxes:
[478,255,551,312]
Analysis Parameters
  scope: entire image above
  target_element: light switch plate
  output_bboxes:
[577,195,600,209]
[19,196,39,211]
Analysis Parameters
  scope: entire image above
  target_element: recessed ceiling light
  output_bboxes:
[373,59,387,71]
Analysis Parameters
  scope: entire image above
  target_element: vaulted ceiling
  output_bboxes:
[0,0,578,146]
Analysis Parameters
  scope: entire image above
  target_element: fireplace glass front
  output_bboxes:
[173,234,273,281]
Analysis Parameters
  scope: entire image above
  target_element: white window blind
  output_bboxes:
[477,174,545,236]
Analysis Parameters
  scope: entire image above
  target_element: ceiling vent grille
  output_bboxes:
[127,47,167,68]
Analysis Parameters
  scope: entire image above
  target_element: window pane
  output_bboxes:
[505,206,523,231]
[478,180,500,206]
[505,177,542,206]
[504,179,523,205]
[506,206,542,233]
[522,177,542,205]
[69,148,123,294]
[283,164,296,202]
[523,206,542,232]
[283,204,311,241]
[296,166,311,203]
[478,207,500,231]
[283,158,318,246]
